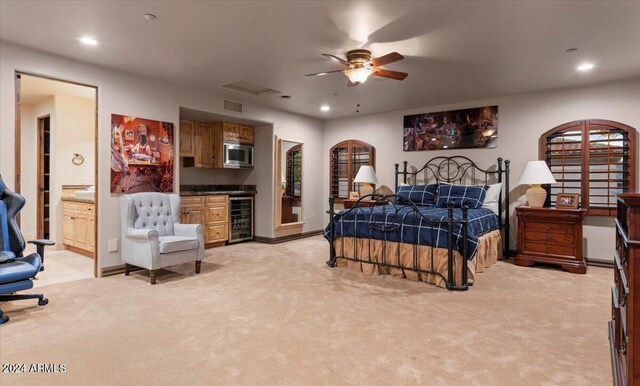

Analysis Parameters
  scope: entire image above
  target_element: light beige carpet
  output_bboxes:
[1,236,611,385]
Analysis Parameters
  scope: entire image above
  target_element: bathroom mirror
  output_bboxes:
[274,137,303,230]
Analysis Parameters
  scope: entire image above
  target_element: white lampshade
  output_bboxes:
[353,165,378,185]
[517,161,557,185]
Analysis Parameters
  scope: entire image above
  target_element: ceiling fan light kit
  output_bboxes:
[345,67,373,84]
[306,49,408,85]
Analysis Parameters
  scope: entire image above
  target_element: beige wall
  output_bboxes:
[323,77,640,261]
[1,41,324,271]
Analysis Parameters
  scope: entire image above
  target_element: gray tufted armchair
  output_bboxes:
[120,193,204,284]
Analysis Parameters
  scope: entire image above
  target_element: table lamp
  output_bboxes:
[517,160,557,207]
[353,165,378,197]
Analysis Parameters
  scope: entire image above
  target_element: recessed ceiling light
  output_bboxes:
[280,95,291,99]
[144,13,157,21]
[566,48,578,53]
[78,36,99,46]
[577,63,595,72]
[320,105,330,112]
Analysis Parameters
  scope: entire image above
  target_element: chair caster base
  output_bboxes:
[38,298,49,306]
[0,315,9,324]
[39,266,45,271]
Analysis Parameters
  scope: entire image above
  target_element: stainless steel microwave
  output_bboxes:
[223,143,254,168]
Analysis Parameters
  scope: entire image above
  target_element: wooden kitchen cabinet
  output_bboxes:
[179,120,195,157]
[217,122,254,145]
[204,195,228,244]
[180,195,229,246]
[62,200,95,257]
[180,120,254,169]
[194,121,215,168]
[180,196,206,225]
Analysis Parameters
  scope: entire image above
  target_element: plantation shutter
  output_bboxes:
[541,120,636,216]
[330,140,375,200]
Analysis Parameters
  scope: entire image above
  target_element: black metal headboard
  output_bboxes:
[394,156,511,258]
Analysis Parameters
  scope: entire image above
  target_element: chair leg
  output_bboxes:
[124,263,130,276]
[0,293,48,306]
[149,270,157,285]
[195,261,201,274]
[0,307,8,324]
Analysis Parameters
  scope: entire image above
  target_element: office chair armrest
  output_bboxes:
[27,239,55,265]
[28,239,56,247]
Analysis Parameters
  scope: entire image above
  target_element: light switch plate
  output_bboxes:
[108,239,118,252]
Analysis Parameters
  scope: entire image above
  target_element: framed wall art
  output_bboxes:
[403,106,498,151]
[110,114,174,193]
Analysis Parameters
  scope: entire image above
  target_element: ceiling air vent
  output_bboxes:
[223,99,243,113]
[222,81,280,97]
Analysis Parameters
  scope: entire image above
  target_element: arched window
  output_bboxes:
[330,140,375,200]
[540,119,637,216]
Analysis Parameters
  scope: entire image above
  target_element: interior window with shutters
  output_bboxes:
[330,140,375,200]
[540,120,637,216]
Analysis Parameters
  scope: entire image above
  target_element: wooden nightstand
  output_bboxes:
[342,199,388,209]
[515,206,586,274]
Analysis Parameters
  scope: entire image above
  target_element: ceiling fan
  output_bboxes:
[306,49,408,86]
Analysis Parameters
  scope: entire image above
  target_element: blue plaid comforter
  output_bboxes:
[324,205,499,260]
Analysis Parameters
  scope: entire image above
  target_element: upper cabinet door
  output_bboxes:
[195,121,215,168]
[179,120,195,157]
[222,122,240,143]
[238,124,254,145]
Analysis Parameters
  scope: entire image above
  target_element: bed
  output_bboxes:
[324,156,511,290]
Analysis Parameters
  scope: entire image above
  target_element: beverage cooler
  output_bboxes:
[228,196,254,243]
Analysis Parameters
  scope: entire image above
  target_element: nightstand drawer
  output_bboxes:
[524,231,574,245]
[525,222,575,235]
[523,241,575,257]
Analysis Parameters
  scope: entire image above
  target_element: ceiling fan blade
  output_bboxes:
[369,52,404,67]
[305,69,344,77]
[322,53,351,66]
[372,68,408,80]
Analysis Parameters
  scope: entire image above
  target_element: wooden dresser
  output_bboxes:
[610,193,640,385]
[515,206,586,274]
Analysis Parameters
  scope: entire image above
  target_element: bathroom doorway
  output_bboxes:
[15,72,98,283]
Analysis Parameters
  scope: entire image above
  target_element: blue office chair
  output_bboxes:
[0,175,53,324]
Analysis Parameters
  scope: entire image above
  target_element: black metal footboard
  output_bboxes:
[326,194,471,291]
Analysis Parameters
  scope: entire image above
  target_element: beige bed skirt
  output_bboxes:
[333,229,502,288]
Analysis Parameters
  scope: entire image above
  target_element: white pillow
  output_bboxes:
[482,183,502,215]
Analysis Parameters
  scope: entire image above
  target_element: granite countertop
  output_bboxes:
[61,196,95,204]
[180,185,257,196]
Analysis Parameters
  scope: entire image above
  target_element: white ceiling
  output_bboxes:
[20,75,96,104]
[2,1,639,119]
